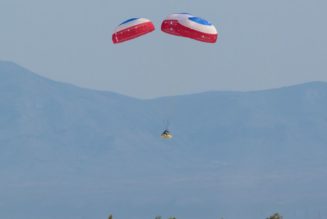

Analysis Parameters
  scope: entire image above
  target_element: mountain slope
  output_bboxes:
[1,61,326,219]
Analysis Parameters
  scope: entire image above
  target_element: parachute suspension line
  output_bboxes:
[164,119,170,130]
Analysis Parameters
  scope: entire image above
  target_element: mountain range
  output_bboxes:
[0,61,326,219]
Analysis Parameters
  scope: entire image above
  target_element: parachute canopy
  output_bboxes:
[161,13,218,43]
[112,18,155,44]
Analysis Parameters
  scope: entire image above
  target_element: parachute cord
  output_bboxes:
[166,120,170,130]
[163,119,170,130]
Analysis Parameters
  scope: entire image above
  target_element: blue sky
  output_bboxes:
[0,0,326,98]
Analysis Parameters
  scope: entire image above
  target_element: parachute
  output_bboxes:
[161,13,218,43]
[112,13,219,139]
[112,18,155,44]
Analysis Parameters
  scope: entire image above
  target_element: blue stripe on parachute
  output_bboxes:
[188,17,212,26]
[119,18,139,25]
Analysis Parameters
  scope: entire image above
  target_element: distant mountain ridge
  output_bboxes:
[1,61,326,219]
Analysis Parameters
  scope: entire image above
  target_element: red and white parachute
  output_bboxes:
[161,13,218,43]
[112,18,155,44]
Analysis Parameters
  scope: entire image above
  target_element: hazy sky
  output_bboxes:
[0,0,326,98]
